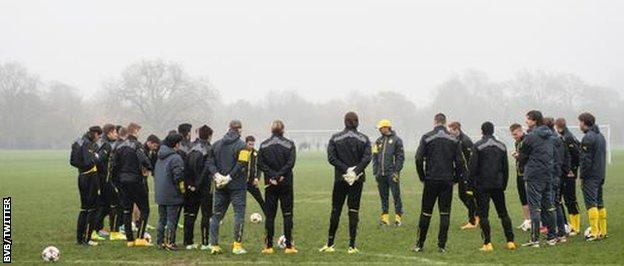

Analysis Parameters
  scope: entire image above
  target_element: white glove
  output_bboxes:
[214,173,225,188]
[342,166,360,186]
[221,175,232,187]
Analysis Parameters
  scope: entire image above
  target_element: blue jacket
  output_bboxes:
[154,145,185,205]
[580,125,607,181]
[206,129,248,190]
[519,125,554,183]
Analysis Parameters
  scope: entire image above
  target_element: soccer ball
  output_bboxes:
[277,235,293,249]
[584,226,592,238]
[250,213,263,224]
[41,246,60,262]
[144,232,152,243]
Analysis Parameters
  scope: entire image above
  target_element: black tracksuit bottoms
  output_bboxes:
[475,188,514,244]
[417,180,453,249]
[76,172,99,244]
[327,180,363,248]
[264,185,294,248]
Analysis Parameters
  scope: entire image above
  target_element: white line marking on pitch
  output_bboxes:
[361,252,446,265]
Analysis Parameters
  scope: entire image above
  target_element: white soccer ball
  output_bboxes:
[41,246,60,262]
[584,226,592,238]
[277,235,293,249]
[144,232,152,243]
[250,213,263,224]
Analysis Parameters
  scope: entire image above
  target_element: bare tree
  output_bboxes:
[0,62,43,148]
[102,60,219,132]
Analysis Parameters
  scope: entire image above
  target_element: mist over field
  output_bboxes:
[1,0,623,149]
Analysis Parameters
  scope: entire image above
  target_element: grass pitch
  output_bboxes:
[1,150,622,264]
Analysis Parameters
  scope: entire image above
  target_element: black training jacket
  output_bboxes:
[518,125,554,183]
[457,132,474,181]
[551,131,571,180]
[113,135,153,183]
[580,125,607,181]
[327,128,372,182]
[186,138,212,189]
[514,135,525,177]
[258,134,296,186]
[560,127,581,171]
[97,136,115,184]
[469,135,509,190]
[415,125,463,183]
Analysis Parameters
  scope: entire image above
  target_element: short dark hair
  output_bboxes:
[198,125,213,140]
[344,112,359,129]
[164,133,183,148]
[434,113,446,125]
[555,118,567,129]
[229,120,242,130]
[127,122,141,133]
[509,123,522,132]
[526,110,544,126]
[146,134,160,144]
[578,112,595,127]
[245,135,255,142]
[102,124,116,135]
[448,121,461,131]
[481,122,494,135]
[544,117,555,129]
[178,123,192,137]
[89,126,102,134]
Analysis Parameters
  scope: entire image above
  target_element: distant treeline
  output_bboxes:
[1,60,622,149]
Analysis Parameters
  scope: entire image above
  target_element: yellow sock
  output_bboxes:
[569,214,580,232]
[588,207,599,237]
[598,208,607,236]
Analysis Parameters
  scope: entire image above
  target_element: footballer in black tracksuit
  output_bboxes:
[514,134,528,207]
[72,132,101,245]
[182,138,213,247]
[94,135,122,234]
[324,123,372,249]
[246,147,266,214]
[557,126,581,219]
[456,132,476,225]
[258,133,296,248]
[113,135,153,242]
[469,133,514,245]
[415,125,463,250]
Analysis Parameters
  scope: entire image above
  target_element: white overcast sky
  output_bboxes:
[1,0,623,104]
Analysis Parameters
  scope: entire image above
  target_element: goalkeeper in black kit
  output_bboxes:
[319,111,372,254]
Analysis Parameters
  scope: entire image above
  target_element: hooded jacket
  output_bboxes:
[205,129,248,190]
[372,130,404,177]
[469,135,509,190]
[327,128,372,182]
[519,125,554,182]
[258,134,296,186]
[415,125,464,183]
[154,145,185,205]
[580,125,607,180]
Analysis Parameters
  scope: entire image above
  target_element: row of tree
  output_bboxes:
[0,60,622,149]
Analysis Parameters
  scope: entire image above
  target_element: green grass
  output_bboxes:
[1,150,623,265]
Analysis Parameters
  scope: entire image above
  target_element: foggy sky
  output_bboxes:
[1,0,623,104]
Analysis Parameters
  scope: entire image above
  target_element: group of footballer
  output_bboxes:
[69,109,607,255]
